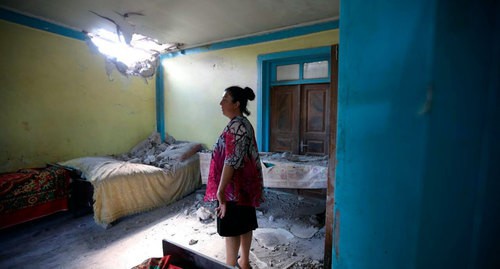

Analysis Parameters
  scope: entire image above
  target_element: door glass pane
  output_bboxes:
[303,61,328,79]
[276,64,299,81]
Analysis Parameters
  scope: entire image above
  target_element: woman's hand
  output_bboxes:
[216,190,227,218]
[216,164,234,219]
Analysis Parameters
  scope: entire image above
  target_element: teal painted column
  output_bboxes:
[415,1,500,268]
[155,63,165,142]
[335,0,436,267]
[335,0,499,268]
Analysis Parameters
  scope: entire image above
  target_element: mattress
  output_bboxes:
[198,152,327,189]
[60,154,201,226]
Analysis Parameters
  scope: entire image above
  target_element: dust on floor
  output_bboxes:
[0,187,326,269]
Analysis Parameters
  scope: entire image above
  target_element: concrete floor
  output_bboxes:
[0,187,326,269]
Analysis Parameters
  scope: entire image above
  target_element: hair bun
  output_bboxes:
[244,87,255,101]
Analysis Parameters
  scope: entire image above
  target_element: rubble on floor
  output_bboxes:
[184,188,327,269]
[0,187,326,269]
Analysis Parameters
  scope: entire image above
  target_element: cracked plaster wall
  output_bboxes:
[0,20,156,172]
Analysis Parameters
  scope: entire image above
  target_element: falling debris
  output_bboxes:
[89,10,136,45]
[86,11,183,79]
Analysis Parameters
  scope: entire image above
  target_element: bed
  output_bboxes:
[59,133,203,227]
[199,151,328,189]
[0,165,72,229]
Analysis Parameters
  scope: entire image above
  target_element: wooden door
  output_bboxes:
[269,85,300,153]
[300,84,330,155]
[270,83,330,155]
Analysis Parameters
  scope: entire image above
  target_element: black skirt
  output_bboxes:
[217,201,258,237]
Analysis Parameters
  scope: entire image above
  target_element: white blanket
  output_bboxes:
[60,155,201,226]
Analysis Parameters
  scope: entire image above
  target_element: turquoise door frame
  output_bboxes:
[155,64,166,142]
[257,46,332,151]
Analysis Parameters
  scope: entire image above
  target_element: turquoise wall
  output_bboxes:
[416,1,499,268]
[335,0,499,268]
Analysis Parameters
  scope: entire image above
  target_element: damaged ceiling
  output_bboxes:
[0,0,338,79]
[0,0,339,49]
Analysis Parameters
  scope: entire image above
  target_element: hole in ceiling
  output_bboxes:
[85,11,182,81]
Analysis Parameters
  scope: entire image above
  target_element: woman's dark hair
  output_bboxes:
[225,86,255,116]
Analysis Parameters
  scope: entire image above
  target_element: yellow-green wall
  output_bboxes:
[162,29,339,148]
[0,20,156,172]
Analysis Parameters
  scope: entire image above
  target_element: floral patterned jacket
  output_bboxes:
[204,116,263,207]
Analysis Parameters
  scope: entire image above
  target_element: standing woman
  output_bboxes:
[205,86,263,269]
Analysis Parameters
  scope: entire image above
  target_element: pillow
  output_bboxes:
[58,156,116,180]
[179,143,203,161]
[157,142,202,162]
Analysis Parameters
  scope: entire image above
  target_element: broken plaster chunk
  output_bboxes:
[196,206,213,221]
[308,215,319,226]
[127,158,142,163]
[290,223,319,239]
[145,155,156,163]
[165,134,176,144]
[253,228,294,250]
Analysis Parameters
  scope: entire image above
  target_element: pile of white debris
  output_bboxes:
[114,132,203,171]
